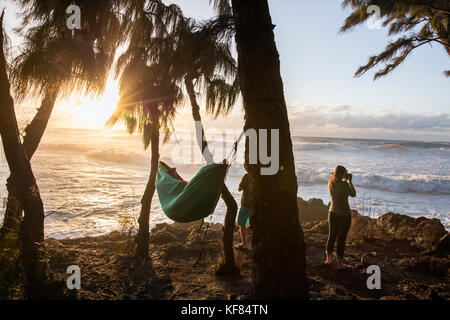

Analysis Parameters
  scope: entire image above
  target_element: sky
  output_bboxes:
[2,0,450,141]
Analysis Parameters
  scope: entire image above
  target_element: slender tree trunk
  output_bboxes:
[0,89,57,241]
[185,75,239,277]
[135,109,160,260]
[22,90,58,157]
[0,186,21,240]
[231,0,308,299]
[0,14,47,298]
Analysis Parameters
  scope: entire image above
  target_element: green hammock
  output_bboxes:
[156,161,228,223]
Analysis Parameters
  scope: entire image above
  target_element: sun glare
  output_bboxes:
[56,79,121,130]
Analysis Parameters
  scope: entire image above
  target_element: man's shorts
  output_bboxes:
[237,206,251,227]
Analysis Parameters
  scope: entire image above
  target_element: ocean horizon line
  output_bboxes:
[45,126,450,144]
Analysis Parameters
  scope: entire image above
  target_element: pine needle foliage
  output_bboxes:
[341,0,450,79]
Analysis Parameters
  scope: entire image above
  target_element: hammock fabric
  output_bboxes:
[156,162,228,223]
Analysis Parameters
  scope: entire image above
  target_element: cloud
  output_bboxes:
[289,105,450,132]
[287,99,302,108]
[328,105,353,112]
[175,104,450,141]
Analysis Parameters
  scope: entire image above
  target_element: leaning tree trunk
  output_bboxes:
[185,75,239,277]
[0,14,47,298]
[231,0,308,299]
[135,109,160,260]
[0,89,57,241]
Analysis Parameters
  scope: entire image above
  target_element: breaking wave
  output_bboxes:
[297,169,450,195]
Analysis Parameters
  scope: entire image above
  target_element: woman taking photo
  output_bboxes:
[325,165,356,269]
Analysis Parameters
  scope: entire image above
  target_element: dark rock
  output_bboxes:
[425,288,442,300]
[296,197,447,250]
[348,211,447,250]
[360,252,378,265]
[173,220,203,229]
[428,233,450,256]
[403,292,418,300]
[397,256,449,277]
[303,220,329,234]
[151,230,180,244]
[298,198,329,223]
[437,233,450,251]
[379,296,406,300]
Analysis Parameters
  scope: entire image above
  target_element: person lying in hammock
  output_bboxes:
[160,161,188,183]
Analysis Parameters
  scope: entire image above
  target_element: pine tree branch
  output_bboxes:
[356,36,441,79]
[403,1,450,15]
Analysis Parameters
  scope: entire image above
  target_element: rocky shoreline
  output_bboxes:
[45,197,449,300]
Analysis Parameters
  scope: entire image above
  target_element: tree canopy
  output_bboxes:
[12,0,123,100]
[106,0,184,148]
[341,0,450,79]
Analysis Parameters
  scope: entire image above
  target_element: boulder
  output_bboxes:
[397,256,449,277]
[348,211,447,250]
[360,252,378,265]
[425,288,443,300]
[428,233,450,256]
[296,196,448,251]
[308,220,329,234]
[151,230,179,244]
[297,198,329,223]
[379,296,406,300]
[150,223,191,244]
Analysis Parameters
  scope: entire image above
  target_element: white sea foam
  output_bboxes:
[296,169,450,195]
[372,144,410,154]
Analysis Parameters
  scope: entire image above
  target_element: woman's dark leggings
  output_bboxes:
[326,212,351,258]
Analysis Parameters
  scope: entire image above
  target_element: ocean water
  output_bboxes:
[0,127,448,238]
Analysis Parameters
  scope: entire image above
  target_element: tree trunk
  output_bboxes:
[0,89,57,241]
[0,187,21,240]
[0,14,47,298]
[231,0,308,299]
[135,109,160,260]
[22,90,58,157]
[185,75,239,277]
